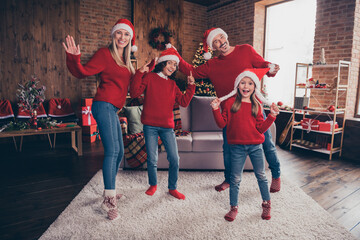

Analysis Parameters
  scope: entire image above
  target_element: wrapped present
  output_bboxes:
[81,106,96,126]
[119,117,128,135]
[301,118,319,132]
[318,121,338,132]
[82,125,100,142]
[81,98,93,107]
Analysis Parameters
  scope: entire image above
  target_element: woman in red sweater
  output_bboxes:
[130,46,195,200]
[211,68,279,222]
[62,19,136,220]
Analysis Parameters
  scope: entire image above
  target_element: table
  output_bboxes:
[0,125,82,156]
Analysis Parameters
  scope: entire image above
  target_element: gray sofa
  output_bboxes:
[123,96,276,170]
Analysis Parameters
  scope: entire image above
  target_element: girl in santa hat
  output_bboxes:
[130,46,195,200]
[62,19,137,220]
[211,68,279,222]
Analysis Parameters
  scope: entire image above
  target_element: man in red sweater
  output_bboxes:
[178,27,281,193]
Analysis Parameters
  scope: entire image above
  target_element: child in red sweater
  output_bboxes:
[211,68,279,221]
[130,46,195,200]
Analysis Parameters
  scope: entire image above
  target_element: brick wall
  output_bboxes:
[79,0,132,98]
[312,0,358,117]
[183,1,207,64]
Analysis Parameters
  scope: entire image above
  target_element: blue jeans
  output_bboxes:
[92,101,124,190]
[229,144,270,206]
[222,111,281,182]
[143,125,180,190]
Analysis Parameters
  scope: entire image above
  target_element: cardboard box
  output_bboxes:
[81,106,96,126]
[82,125,100,142]
[301,118,319,131]
[318,122,338,132]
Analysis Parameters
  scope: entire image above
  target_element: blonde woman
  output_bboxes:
[62,19,136,220]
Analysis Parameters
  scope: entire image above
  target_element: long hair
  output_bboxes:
[230,89,262,118]
[108,38,135,75]
[153,61,178,80]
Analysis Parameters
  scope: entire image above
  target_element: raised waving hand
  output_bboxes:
[62,35,80,55]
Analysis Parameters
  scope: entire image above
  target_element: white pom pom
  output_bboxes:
[131,45,138,52]
[165,43,172,49]
[268,63,276,74]
[203,52,211,60]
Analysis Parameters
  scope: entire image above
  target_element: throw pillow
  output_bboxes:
[123,105,143,134]
[191,96,221,132]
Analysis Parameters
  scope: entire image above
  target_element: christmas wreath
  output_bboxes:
[148,27,173,50]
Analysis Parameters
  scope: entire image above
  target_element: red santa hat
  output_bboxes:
[48,98,75,117]
[219,68,272,106]
[0,100,14,119]
[111,19,137,52]
[17,103,47,118]
[157,45,180,65]
[203,27,228,60]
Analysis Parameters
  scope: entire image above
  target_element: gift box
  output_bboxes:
[81,106,96,126]
[82,125,101,142]
[301,118,319,131]
[81,98,93,107]
[318,121,338,132]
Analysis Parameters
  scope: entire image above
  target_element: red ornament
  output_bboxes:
[328,105,336,112]
[277,101,283,106]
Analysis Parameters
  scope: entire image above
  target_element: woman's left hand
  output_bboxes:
[270,103,280,117]
[187,71,195,85]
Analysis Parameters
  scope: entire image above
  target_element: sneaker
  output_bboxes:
[270,177,281,193]
[261,201,271,220]
[224,206,238,222]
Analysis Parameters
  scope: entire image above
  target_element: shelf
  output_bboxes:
[293,125,343,135]
[291,143,341,154]
[296,86,347,91]
[293,108,345,114]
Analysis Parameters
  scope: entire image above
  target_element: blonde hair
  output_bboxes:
[230,89,262,118]
[109,38,135,75]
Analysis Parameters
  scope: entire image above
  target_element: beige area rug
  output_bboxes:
[40,170,356,240]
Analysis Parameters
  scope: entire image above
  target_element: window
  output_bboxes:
[263,0,316,107]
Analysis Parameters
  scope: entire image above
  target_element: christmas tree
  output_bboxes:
[192,43,216,96]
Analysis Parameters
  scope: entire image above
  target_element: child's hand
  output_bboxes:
[187,71,195,85]
[210,98,221,110]
[270,103,280,117]
[139,61,152,73]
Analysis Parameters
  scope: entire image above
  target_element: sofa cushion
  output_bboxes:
[176,134,192,152]
[192,131,223,152]
[191,96,221,132]
[179,106,190,131]
[123,105,143,134]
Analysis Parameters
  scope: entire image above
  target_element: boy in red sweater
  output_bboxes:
[130,46,195,200]
[211,68,279,222]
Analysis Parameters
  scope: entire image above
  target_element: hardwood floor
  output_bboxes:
[0,137,359,239]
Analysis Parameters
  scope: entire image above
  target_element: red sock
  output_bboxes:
[145,185,157,196]
[261,200,271,220]
[270,177,281,193]
[224,206,238,222]
[169,189,185,200]
[215,181,230,192]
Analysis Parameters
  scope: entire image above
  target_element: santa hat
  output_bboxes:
[157,45,180,65]
[203,28,228,60]
[111,19,137,52]
[219,68,272,106]
[0,100,14,119]
[17,103,47,118]
[48,98,75,117]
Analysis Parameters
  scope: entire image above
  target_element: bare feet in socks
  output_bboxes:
[224,206,238,222]
[145,185,157,196]
[215,181,230,192]
[270,177,281,193]
[169,189,185,200]
[261,200,271,220]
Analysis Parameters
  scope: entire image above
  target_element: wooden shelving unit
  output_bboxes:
[289,60,350,160]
